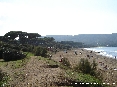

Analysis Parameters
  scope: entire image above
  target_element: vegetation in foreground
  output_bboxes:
[58,57,111,87]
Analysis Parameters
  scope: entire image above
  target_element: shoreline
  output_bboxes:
[84,47,117,59]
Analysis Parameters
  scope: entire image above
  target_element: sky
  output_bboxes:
[0,0,117,36]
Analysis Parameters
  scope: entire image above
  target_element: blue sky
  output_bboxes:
[0,0,117,36]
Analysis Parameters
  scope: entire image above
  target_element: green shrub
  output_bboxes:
[59,57,71,69]
[61,58,71,67]
[74,58,97,76]
[33,46,41,56]
[90,60,97,76]
[40,48,48,57]
[20,44,34,52]
[33,46,47,57]
[21,47,28,52]
[2,49,26,61]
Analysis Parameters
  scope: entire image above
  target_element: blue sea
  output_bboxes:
[84,47,117,58]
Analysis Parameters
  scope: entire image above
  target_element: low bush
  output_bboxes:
[59,57,71,69]
[2,49,26,61]
[20,44,34,52]
[74,58,97,77]
[61,58,71,67]
[33,46,47,57]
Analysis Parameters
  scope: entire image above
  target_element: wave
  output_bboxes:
[85,47,117,58]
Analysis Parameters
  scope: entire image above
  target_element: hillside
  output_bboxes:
[46,33,117,47]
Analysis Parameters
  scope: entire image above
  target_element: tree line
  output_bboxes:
[0,31,85,61]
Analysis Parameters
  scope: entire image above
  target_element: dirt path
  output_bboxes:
[18,56,62,87]
[1,56,64,87]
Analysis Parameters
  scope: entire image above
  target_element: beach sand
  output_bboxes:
[52,48,117,86]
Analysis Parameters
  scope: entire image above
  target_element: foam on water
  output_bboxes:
[84,47,117,58]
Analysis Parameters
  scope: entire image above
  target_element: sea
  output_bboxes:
[84,47,117,58]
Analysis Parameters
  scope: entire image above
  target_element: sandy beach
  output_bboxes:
[52,48,117,86]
